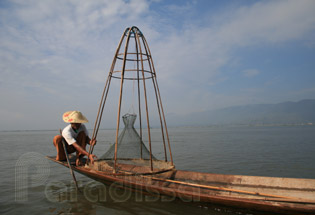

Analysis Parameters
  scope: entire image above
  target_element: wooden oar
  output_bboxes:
[59,129,80,191]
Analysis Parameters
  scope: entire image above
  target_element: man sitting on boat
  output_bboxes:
[53,111,98,166]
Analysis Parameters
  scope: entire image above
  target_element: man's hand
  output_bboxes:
[89,138,97,146]
[89,154,98,164]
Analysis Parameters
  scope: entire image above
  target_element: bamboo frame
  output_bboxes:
[142,36,174,165]
[90,26,174,172]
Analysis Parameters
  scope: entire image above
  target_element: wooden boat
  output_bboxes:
[46,155,315,214]
[47,26,315,214]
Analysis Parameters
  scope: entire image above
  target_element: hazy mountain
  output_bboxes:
[166,99,315,126]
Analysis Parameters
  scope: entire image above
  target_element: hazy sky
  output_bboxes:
[1,0,315,130]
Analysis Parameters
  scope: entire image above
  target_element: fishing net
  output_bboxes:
[101,113,156,160]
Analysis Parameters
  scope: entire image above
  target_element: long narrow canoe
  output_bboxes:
[46,156,315,214]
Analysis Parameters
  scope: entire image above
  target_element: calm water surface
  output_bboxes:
[1,125,315,215]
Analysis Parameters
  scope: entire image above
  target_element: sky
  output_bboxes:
[0,0,315,130]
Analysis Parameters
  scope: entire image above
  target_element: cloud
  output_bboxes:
[0,0,150,89]
[150,0,315,113]
[242,69,260,77]
[0,0,314,130]
[0,0,151,130]
[213,0,315,46]
[164,1,196,14]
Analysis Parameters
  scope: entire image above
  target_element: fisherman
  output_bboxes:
[53,111,98,166]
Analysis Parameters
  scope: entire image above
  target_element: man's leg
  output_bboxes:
[53,135,76,161]
[53,135,66,161]
[75,131,87,166]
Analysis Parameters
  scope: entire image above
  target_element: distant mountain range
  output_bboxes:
[166,99,315,126]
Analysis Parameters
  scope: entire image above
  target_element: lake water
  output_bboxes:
[1,125,315,215]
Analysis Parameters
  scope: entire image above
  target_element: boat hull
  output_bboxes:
[46,156,315,214]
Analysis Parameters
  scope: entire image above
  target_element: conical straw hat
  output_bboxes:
[63,111,88,123]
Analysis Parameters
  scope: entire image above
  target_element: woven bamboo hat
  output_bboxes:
[62,111,88,123]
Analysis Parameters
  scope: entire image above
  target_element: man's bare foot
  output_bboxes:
[75,154,85,166]
[76,157,83,166]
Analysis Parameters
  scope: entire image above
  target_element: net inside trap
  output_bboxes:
[101,113,155,160]
[89,113,173,174]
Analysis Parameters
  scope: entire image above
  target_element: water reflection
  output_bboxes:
[45,180,264,215]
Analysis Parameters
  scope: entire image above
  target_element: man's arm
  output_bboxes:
[72,142,97,163]
[82,125,96,146]
[86,137,97,146]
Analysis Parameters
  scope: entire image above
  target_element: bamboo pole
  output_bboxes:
[152,78,167,161]
[86,76,111,164]
[112,167,310,202]
[114,27,132,172]
[91,76,109,140]
[86,30,126,164]
[140,36,167,161]
[59,129,79,191]
[250,197,315,204]
[142,36,174,165]
[89,76,112,153]
[135,29,153,171]
[134,30,143,159]
[149,176,305,201]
